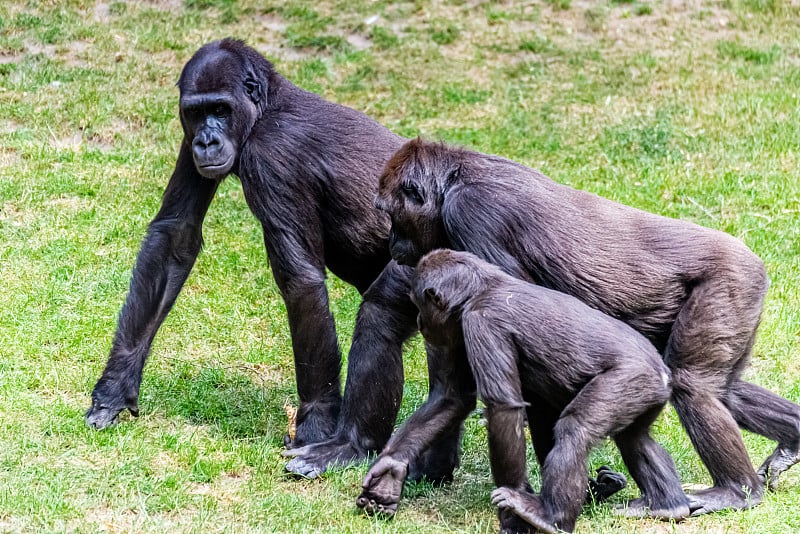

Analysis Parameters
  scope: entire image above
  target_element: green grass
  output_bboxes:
[1,0,800,532]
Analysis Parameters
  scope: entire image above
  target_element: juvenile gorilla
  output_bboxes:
[357,250,690,533]
[375,138,800,514]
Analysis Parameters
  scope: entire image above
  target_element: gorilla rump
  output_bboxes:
[374,138,800,513]
[358,249,690,533]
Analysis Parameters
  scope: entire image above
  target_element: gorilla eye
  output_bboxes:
[212,105,228,117]
[401,182,424,204]
[244,79,261,101]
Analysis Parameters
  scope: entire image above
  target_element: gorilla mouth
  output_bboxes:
[197,154,234,178]
[199,154,233,171]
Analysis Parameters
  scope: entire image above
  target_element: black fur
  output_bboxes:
[358,250,690,532]
[86,39,409,461]
[375,138,800,514]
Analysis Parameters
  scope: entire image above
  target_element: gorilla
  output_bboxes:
[373,138,800,514]
[358,249,691,533]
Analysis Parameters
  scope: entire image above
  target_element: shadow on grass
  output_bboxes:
[141,364,296,442]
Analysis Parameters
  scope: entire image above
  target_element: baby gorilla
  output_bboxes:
[357,250,689,533]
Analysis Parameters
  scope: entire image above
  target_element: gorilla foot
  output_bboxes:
[491,487,556,534]
[283,398,341,450]
[406,447,459,485]
[757,444,800,491]
[356,455,408,517]
[613,497,689,521]
[85,397,138,430]
[687,485,762,516]
[587,465,627,503]
[283,437,367,478]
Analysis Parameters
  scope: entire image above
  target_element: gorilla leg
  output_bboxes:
[357,342,476,516]
[494,369,667,533]
[613,407,690,520]
[527,404,557,467]
[666,277,766,515]
[716,314,800,490]
[485,406,538,534]
[528,404,627,504]
[278,278,343,447]
[727,380,800,490]
[285,262,418,477]
[407,342,469,484]
[87,147,218,429]
[406,421,463,484]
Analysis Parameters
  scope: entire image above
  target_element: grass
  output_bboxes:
[1,0,799,532]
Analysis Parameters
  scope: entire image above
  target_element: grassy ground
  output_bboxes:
[1,0,799,532]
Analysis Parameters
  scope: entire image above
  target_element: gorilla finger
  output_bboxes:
[281,444,315,457]
[690,506,712,517]
[491,488,511,507]
[85,405,122,430]
[285,458,322,478]
[362,472,377,489]
[596,466,627,485]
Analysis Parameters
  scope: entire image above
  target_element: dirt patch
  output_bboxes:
[346,33,372,51]
[0,119,21,134]
[79,508,148,532]
[254,13,311,62]
[23,39,92,67]
[93,1,110,23]
[44,196,90,211]
[0,203,32,227]
[0,149,21,167]
[187,469,251,505]
[537,0,743,53]
[51,132,83,151]
[142,0,184,11]
[151,451,182,474]
[234,362,284,385]
[0,52,23,64]
[258,12,288,34]
[87,118,132,151]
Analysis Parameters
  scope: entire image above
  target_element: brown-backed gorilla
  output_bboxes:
[83,39,627,496]
[358,250,690,533]
[374,138,800,515]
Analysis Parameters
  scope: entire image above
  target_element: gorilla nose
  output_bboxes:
[193,132,222,155]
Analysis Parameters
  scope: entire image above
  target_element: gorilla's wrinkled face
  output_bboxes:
[178,47,263,179]
[375,147,450,266]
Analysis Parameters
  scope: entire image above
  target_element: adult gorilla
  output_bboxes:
[374,138,800,514]
[85,38,410,466]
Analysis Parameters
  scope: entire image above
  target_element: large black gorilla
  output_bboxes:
[85,38,407,460]
[373,138,800,514]
[357,250,690,533]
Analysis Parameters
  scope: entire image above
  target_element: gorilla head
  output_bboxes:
[177,39,272,179]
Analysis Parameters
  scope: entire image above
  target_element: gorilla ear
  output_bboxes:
[444,164,461,188]
[244,78,263,104]
[424,287,446,310]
